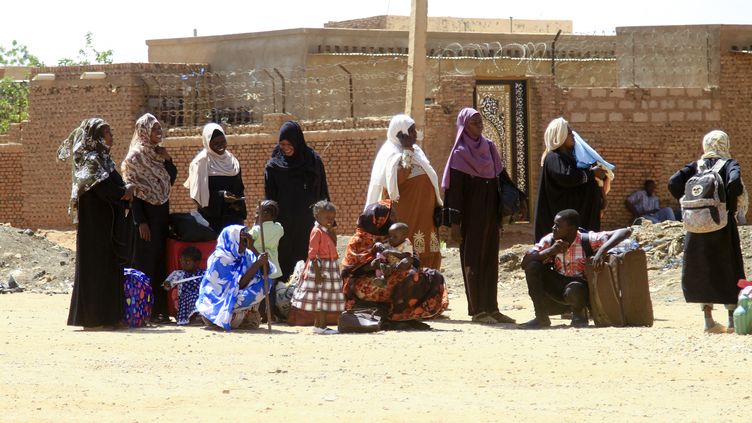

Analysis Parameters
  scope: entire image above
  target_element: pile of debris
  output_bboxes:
[0,224,74,294]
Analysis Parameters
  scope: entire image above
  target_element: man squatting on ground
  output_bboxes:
[518,209,632,329]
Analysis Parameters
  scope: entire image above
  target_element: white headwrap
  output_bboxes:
[541,117,569,166]
[183,123,241,208]
[365,114,442,209]
[701,130,748,219]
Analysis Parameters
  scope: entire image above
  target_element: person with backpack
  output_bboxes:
[517,209,632,329]
[668,130,748,333]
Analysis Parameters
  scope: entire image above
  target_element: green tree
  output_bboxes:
[0,40,41,134]
[58,32,114,66]
[0,40,44,67]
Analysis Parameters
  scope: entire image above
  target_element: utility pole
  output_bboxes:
[405,0,427,140]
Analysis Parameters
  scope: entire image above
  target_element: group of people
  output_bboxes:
[61,105,748,334]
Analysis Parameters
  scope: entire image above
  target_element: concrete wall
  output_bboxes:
[325,15,573,34]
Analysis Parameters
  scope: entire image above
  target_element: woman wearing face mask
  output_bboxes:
[264,121,329,282]
[184,122,245,233]
[58,118,134,329]
[121,113,178,322]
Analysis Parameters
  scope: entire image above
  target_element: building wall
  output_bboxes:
[0,141,23,226]
[325,15,573,34]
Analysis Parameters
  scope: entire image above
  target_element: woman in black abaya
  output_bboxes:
[59,118,134,329]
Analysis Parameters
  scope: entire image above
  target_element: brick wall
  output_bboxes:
[0,142,23,226]
[166,117,386,234]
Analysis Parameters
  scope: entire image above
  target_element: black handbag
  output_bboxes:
[168,212,217,242]
[498,169,524,219]
[337,308,382,333]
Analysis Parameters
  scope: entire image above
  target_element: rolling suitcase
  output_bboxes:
[584,248,654,327]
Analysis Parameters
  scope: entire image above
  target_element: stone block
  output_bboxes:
[570,89,588,99]
[686,111,703,121]
[650,88,668,97]
[597,101,616,110]
[608,89,626,98]
[705,110,721,121]
[686,88,703,97]
[651,112,667,122]
[668,88,686,96]
[633,112,649,122]
[590,112,606,122]
[618,100,635,109]
[608,112,624,122]
[570,112,587,123]
[590,88,607,98]
[668,111,685,121]
[677,99,694,109]
[696,99,711,109]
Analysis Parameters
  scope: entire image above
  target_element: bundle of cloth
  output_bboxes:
[572,130,615,194]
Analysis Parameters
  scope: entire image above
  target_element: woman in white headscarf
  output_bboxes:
[366,114,443,269]
[184,123,245,233]
[534,117,607,241]
[669,129,748,333]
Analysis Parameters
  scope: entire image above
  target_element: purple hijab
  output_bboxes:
[441,107,503,190]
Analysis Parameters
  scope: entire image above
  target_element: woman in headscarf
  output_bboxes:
[669,130,748,333]
[264,121,329,281]
[442,107,515,324]
[196,225,271,331]
[366,114,443,269]
[534,117,607,242]
[121,113,178,321]
[184,122,246,233]
[58,118,134,329]
[341,201,448,330]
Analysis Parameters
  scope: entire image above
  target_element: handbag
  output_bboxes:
[168,212,217,242]
[337,307,382,333]
[498,169,523,219]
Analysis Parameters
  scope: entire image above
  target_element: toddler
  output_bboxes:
[290,200,345,334]
[250,200,284,320]
[372,222,414,286]
[163,246,205,325]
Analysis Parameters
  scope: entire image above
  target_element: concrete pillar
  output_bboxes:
[405,0,427,139]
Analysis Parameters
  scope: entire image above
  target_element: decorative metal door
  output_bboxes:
[473,80,529,197]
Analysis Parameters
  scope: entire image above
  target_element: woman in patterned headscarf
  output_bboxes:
[122,113,178,321]
[58,118,134,329]
[669,129,748,333]
[341,201,448,330]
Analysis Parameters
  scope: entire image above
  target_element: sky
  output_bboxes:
[1,0,750,65]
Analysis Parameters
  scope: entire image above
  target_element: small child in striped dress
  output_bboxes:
[290,200,345,334]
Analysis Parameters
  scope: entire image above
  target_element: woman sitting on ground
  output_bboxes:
[341,201,448,331]
[196,225,271,331]
[184,123,246,233]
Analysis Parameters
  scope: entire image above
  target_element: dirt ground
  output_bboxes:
[1,223,751,422]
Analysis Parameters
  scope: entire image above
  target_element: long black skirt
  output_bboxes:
[682,215,745,305]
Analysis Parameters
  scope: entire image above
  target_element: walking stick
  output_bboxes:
[257,202,273,332]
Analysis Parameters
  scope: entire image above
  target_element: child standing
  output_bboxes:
[250,200,284,320]
[163,246,205,325]
[290,200,345,334]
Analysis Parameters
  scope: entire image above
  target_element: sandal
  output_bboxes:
[490,311,516,324]
[471,312,498,324]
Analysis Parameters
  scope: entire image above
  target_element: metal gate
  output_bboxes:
[473,80,529,197]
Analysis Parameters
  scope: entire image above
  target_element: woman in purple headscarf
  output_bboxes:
[442,108,515,324]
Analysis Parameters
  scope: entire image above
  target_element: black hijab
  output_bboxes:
[357,201,394,236]
[267,121,317,171]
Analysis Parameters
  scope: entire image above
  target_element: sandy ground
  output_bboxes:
[2,223,751,422]
[2,292,750,422]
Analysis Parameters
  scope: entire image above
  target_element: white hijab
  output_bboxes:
[365,114,442,209]
[541,117,569,166]
[183,123,241,208]
[701,130,748,219]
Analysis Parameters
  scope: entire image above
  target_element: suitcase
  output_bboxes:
[584,248,654,327]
